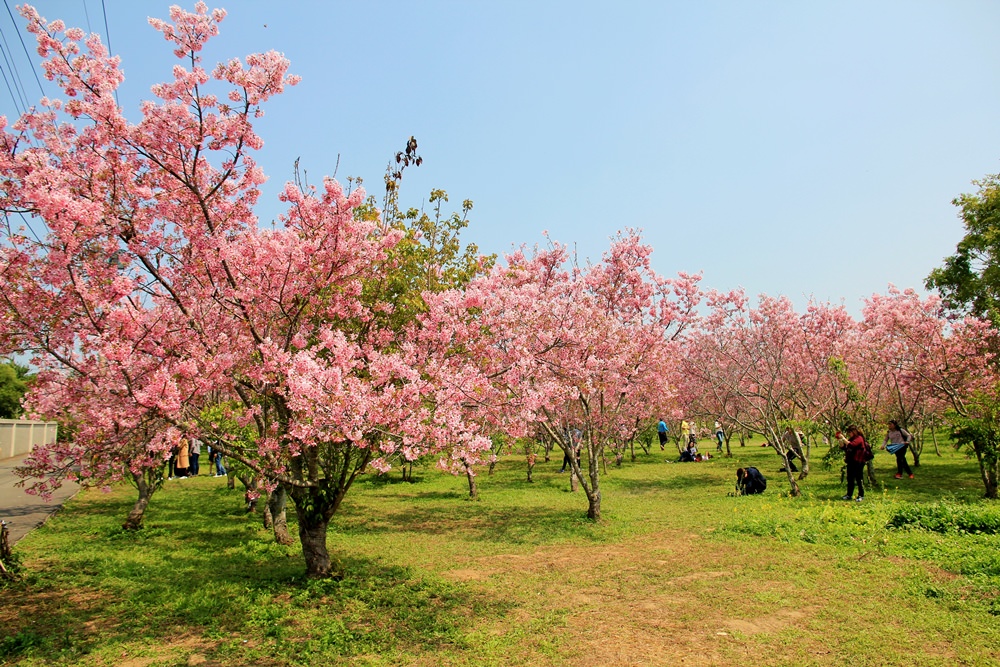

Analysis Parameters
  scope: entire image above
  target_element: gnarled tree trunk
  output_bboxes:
[123,469,158,531]
[292,496,336,579]
[265,485,293,545]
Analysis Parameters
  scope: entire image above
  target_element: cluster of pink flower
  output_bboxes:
[0,4,994,575]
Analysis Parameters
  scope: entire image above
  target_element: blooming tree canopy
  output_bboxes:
[0,3,488,577]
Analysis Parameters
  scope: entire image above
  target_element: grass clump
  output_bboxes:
[887,500,1000,534]
[3,438,1000,665]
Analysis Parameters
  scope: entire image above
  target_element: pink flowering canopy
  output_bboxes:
[0,3,490,577]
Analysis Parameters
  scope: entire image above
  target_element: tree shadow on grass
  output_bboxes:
[334,499,605,547]
[1,483,500,666]
[610,471,723,494]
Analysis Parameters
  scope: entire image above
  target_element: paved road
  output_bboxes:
[0,454,79,545]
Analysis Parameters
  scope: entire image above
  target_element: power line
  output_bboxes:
[0,28,28,114]
[0,61,25,117]
[0,8,31,113]
[2,0,44,99]
[82,0,93,34]
[99,0,119,107]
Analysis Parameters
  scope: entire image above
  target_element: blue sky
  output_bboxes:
[2,1,999,312]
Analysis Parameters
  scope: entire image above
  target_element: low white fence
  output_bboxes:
[0,419,58,460]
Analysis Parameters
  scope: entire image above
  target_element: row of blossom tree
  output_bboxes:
[0,4,996,579]
[674,287,995,496]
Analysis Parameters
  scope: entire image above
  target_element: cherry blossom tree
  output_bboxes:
[0,4,488,577]
[681,294,855,494]
[426,233,698,519]
[860,288,999,496]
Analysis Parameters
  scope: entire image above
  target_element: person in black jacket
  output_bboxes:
[736,467,766,495]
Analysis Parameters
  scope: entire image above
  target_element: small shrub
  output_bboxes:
[887,502,1000,535]
[0,630,45,659]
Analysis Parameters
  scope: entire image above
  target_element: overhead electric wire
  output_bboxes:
[82,0,93,34]
[99,0,119,107]
[0,61,24,117]
[0,34,27,115]
[2,0,44,99]
[0,23,31,110]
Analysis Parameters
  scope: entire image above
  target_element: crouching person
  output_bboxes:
[736,467,767,495]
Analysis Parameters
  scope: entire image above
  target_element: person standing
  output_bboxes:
[883,420,914,479]
[657,419,669,450]
[174,435,190,478]
[837,425,867,502]
[211,445,227,477]
[714,420,724,453]
[687,420,697,446]
[189,438,202,476]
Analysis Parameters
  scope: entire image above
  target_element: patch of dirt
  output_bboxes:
[722,606,820,636]
[115,636,216,667]
[449,530,868,666]
[441,568,490,581]
[0,586,109,627]
[668,570,729,585]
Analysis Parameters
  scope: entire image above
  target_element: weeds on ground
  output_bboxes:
[1,441,999,665]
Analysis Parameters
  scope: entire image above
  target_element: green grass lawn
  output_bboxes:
[2,439,1000,666]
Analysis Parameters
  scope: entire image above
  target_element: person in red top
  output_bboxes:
[836,425,868,502]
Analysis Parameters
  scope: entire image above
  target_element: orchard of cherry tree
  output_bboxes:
[1,2,999,581]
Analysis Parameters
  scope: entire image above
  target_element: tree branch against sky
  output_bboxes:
[1,2,998,311]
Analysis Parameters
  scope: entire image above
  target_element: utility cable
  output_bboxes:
[0,60,24,117]
[0,31,27,114]
[0,23,30,111]
[99,0,119,107]
[2,0,44,99]
[82,0,93,34]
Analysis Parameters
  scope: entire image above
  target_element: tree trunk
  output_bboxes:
[123,469,156,531]
[586,488,602,520]
[768,428,801,496]
[585,439,602,519]
[295,509,335,579]
[239,475,259,512]
[865,459,879,490]
[797,437,810,481]
[0,520,15,580]
[931,425,941,457]
[465,463,478,500]
[973,446,999,499]
[285,484,341,579]
[784,468,801,496]
[268,486,293,545]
